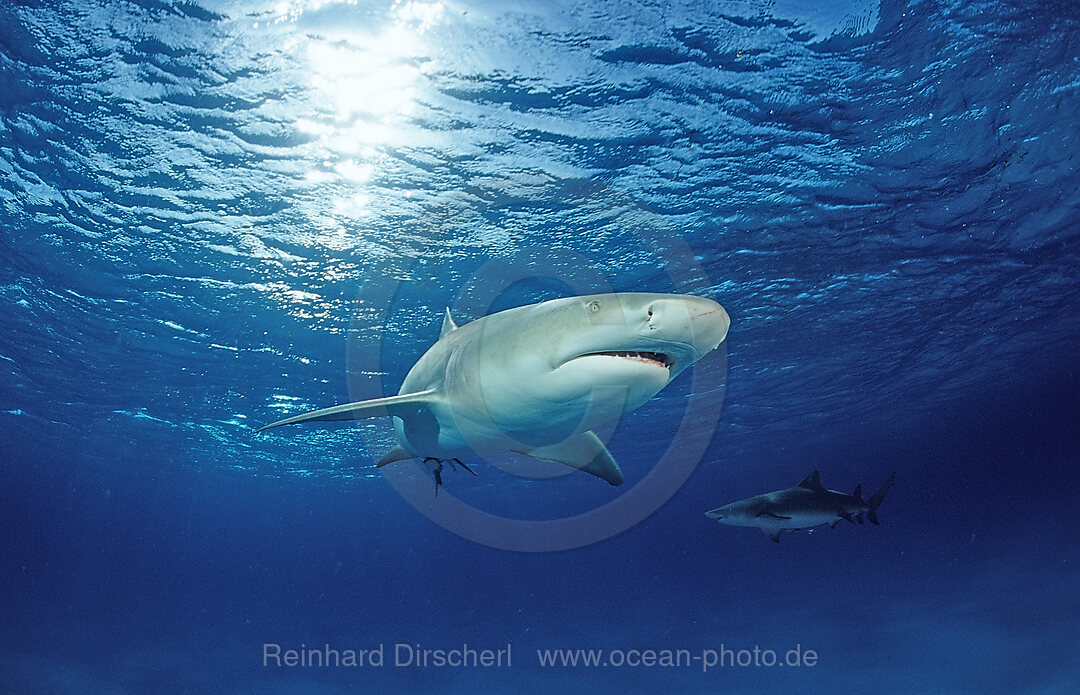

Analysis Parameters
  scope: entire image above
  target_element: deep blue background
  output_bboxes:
[3,0,1079,692]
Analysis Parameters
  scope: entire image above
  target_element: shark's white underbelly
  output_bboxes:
[393,385,655,458]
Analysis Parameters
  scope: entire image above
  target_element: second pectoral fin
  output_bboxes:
[514,431,624,486]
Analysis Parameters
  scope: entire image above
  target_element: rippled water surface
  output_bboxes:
[2,0,1079,692]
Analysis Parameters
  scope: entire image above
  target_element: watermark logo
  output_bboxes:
[259,641,818,673]
[262,642,513,669]
[344,180,728,552]
[535,644,818,671]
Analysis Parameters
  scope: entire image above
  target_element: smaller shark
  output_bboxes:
[705,470,895,543]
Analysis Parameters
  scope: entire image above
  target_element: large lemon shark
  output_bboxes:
[258,293,730,488]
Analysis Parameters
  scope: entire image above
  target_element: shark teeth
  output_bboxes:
[584,351,674,368]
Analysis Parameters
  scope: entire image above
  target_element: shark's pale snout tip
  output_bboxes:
[691,302,730,352]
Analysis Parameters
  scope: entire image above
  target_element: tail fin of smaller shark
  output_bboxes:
[865,472,895,526]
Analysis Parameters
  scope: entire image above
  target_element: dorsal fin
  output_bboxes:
[852,484,863,503]
[798,470,823,490]
[440,307,458,339]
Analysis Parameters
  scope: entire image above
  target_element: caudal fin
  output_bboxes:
[865,472,895,526]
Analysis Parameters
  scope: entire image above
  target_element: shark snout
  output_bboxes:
[647,296,730,358]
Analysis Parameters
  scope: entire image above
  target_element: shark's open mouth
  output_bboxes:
[578,351,674,369]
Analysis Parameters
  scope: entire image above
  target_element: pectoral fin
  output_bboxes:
[256,388,440,432]
[762,528,782,543]
[760,512,792,520]
[514,431,623,486]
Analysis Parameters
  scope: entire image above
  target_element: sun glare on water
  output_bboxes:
[256,1,446,231]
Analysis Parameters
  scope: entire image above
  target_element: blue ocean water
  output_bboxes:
[2,0,1079,691]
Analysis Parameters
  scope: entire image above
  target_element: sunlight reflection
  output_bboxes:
[282,0,445,131]
[306,36,421,122]
[261,0,446,238]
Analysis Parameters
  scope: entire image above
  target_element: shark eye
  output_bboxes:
[588,300,601,313]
